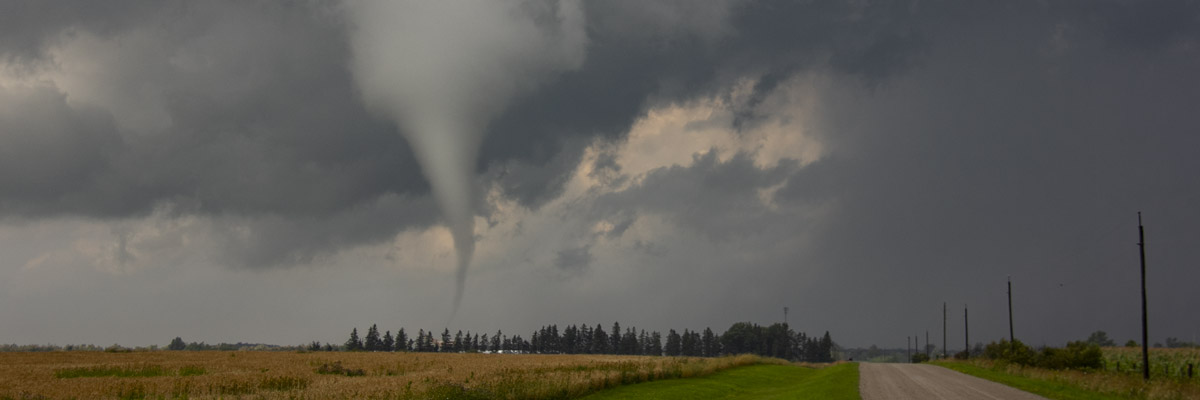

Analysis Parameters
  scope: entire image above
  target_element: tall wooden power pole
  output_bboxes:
[943,302,948,359]
[1008,276,1015,351]
[1139,212,1149,380]
[964,305,969,358]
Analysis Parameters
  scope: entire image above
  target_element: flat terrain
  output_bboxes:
[581,362,859,400]
[0,351,763,399]
[860,362,1048,400]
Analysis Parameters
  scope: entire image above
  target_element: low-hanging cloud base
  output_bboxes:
[1,0,1198,349]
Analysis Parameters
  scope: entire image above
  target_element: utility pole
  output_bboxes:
[1008,276,1015,351]
[784,307,789,326]
[907,336,911,363]
[943,302,948,359]
[925,331,929,358]
[1139,212,1150,381]
[964,305,969,359]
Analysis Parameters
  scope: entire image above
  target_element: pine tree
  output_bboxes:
[441,329,452,352]
[702,327,718,357]
[818,331,834,362]
[593,324,609,354]
[382,331,394,352]
[681,329,697,356]
[365,324,381,351]
[563,325,577,354]
[345,328,363,351]
[665,329,682,356]
[610,322,621,353]
[621,327,638,355]
[396,328,409,352]
[650,331,663,356]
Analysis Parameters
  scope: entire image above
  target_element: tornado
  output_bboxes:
[347,0,586,314]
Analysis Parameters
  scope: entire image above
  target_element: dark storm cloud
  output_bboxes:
[594,151,798,241]
[767,1,1200,346]
[0,85,122,215]
[3,0,1199,346]
[0,0,1197,348]
[0,2,433,265]
[0,0,163,62]
[481,0,927,207]
[0,0,931,267]
[553,245,593,272]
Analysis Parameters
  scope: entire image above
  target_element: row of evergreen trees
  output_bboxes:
[331,322,835,362]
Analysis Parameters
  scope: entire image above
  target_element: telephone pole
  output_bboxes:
[943,302,948,359]
[964,304,969,358]
[1008,276,1015,351]
[907,336,911,363]
[1139,212,1149,381]
[784,307,789,326]
[925,331,929,358]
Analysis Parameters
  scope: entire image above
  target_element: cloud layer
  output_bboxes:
[1,0,1198,348]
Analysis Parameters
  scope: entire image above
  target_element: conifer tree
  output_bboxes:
[382,331,395,352]
[593,324,609,354]
[345,328,363,351]
[681,329,697,356]
[610,322,621,353]
[650,331,663,356]
[365,324,381,351]
[395,328,409,352]
[702,327,718,357]
[665,329,682,356]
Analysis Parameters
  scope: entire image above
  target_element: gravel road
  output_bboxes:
[859,363,1048,400]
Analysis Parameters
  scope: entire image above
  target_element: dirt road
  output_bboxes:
[859,363,1047,400]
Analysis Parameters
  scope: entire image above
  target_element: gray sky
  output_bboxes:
[1,0,1198,350]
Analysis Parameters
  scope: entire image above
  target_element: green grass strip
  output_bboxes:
[580,362,859,400]
[54,365,168,379]
[933,362,1126,400]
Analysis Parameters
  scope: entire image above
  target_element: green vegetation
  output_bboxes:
[937,359,1200,400]
[580,362,859,400]
[935,361,1125,400]
[983,339,1102,370]
[258,375,311,391]
[56,364,208,379]
[178,365,206,376]
[1102,347,1200,380]
[314,361,365,376]
[55,365,169,379]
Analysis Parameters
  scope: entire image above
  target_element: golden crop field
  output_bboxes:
[0,351,772,399]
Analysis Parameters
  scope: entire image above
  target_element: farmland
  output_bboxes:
[1101,347,1200,380]
[0,351,773,399]
[935,347,1200,400]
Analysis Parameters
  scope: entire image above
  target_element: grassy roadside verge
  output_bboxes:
[934,361,1125,400]
[936,360,1200,400]
[579,362,859,400]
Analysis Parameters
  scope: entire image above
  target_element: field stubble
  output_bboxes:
[0,351,773,399]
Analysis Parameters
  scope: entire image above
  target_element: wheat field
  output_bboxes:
[0,351,772,399]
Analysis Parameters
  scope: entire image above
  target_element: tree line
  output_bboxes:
[314,322,835,362]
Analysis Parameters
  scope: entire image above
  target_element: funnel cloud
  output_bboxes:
[348,0,586,313]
